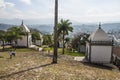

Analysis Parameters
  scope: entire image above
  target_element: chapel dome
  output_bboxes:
[89,24,110,41]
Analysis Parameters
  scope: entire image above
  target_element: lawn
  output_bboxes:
[43,47,85,56]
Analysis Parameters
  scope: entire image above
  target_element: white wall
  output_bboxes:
[35,40,42,46]
[17,36,27,47]
[28,34,32,47]
[91,46,112,63]
[17,34,32,47]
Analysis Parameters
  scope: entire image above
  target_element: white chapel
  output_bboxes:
[17,21,32,47]
[86,24,113,64]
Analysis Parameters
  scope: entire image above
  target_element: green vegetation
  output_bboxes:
[71,33,90,52]
[65,52,85,56]
[43,47,85,56]
[0,30,7,51]
[31,28,42,44]
[0,46,37,53]
[57,19,73,54]
[43,34,53,47]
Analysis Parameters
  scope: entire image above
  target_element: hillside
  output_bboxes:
[0,24,13,30]
[0,23,120,34]
[0,49,120,80]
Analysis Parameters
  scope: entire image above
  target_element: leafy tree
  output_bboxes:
[71,32,90,52]
[57,19,73,54]
[7,26,24,49]
[43,34,53,47]
[0,30,6,51]
[30,29,41,43]
[64,37,70,45]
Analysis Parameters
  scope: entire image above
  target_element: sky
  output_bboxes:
[0,0,120,24]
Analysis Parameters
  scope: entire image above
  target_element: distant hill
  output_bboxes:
[0,23,120,34]
[0,23,14,30]
[72,23,120,34]
[28,24,53,34]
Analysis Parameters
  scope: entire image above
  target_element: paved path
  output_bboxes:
[74,57,88,62]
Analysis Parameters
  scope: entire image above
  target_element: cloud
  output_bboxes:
[0,0,15,9]
[20,0,32,5]
[5,2,15,7]
[0,0,6,9]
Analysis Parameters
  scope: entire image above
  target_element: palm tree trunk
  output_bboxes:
[52,0,58,64]
[62,34,65,54]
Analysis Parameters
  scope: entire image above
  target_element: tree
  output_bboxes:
[7,26,24,49]
[43,34,53,47]
[0,30,6,51]
[71,32,90,52]
[64,37,70,45]
[31,29,41,43]
[58,19,73,54]
[52,0,58,63]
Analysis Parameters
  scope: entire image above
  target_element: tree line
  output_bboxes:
[0,26,41,51]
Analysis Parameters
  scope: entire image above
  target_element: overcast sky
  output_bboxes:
[0,0,120,24]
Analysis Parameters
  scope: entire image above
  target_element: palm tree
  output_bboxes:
[0,30,6,51]
[58,19,73,54]
[52,0,58,63]
[7,26,24,49]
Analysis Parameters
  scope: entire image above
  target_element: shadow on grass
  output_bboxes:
[0,63,52,79]
[82,62,113,70]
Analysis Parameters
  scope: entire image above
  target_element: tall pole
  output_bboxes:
[52,0,58,63]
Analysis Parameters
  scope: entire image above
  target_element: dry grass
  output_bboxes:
[0,49,120,80]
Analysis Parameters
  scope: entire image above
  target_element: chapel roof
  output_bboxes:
[20,20,30,33]
[89,23,110,41]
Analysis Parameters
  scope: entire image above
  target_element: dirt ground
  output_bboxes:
[0,51,120,80]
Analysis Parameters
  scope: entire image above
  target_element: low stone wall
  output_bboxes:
[29,45,43,51]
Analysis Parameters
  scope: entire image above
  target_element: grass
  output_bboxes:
[65,52,85,56]
[43,47,85,56]
[0,46,37,52]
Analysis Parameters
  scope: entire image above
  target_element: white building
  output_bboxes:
[86,25,113,64]
[17,21,32,47]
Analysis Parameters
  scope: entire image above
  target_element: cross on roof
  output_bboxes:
[99,22,101,29]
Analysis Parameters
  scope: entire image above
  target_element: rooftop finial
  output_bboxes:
[21,20,23,25]
[99,22,101,29]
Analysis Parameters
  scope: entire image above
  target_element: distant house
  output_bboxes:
[86,24,113,64]
[17,21,32,47]
[112,34,120,47]
[35,33,43,46]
